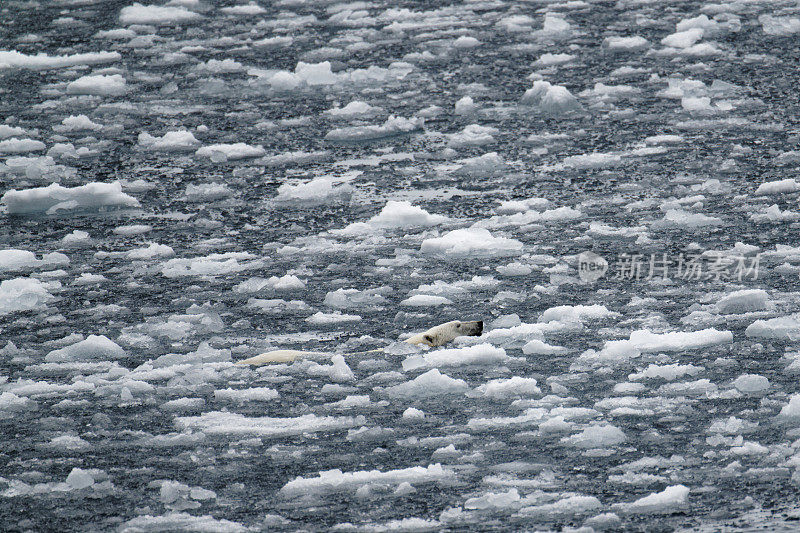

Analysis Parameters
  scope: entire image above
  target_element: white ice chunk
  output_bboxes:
[45,335,126,363]
[176,411,365,437]
[161,252,260,278]
[120,3,202,25]
[195,143,265,161]
[603,36,649,51]
[118,513,246,533]
[325,116,422,142]
[65,468,94,490]
[214,387,279,402]
[59,114,103,132]
[279,464,454,497]
[0,139,46,154]
[306,311,362,324]
[732,374,769,393]
[745,316,800,341]
[385,369,468,398]
[421,228,523,257]
[755,178,800,195]
[2,182,139,215]
[716,289,768,314]
[138,131,200,151]
[402,344,510,371]
[0,277,55,315]
[274,177,353,205]
[521,81,582,114]
[561,424,626,448]
[476,376,541,399]
[66,74,127,96]
[234,275,305,293]
[760,15,800,36]
[335,201,448,235]
[0,250,68,272]
[0,50,120,70]
[613,485,690,514]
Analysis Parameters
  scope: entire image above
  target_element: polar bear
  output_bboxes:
[237,319,483,366]
[403,320,483,347]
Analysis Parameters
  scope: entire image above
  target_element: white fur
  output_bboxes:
[237,320,482,366]
[403,320,482,347]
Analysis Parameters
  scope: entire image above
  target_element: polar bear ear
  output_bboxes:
[423,334,434,345]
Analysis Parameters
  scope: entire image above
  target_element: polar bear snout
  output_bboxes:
[460,320,483,337]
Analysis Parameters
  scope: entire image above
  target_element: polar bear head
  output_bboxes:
[407,320,483,347]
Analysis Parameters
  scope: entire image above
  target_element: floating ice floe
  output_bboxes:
[138,131,200,151]
[2,182,139,215]
[324,101,383,118]
[183,183,232,202]
[755,178,800,195]
[447,124,498,147]
[0,250,68,272]
[561,424,627,448]
[0,50,120,70]
[0,139,46,154]
[119,3,202,25]
[534,53,574,66]
[582,328,732,365]
[476,376,541,399]
[280,464,454,498]
[175,411,365,437]
[56,115,103,132]
[716,289,768,314]
[234,275,305,293]
[334,201,449,235]
[325,116,422,142]
[517,495,602,519]
[629,364,703,382]
[324,287,388,309]
[651,209,722,229]
[161,252,261,278]
[420,228,523,257]
[306,311,362,324]
[732,374,769,394]
[401,344,511,371]
[521,81,582,115]
[612,485,690,514]
[195,143,265,161]
[45,335,126,363]
[454,152,508,177]
[602,36,649,52]
[745,315,800,341]
[259,60,412,91]
[0,277,56,316]
[274,177,353,205]
[561,152,622,170]
[400,295,452,307]
[539,304,619,324]
[193,58,245,74]
[66,74,128,96]
[384,369,468,398]
[118,513,246,533]
[759,15,800,36]
[214,387,279,403]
